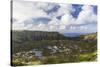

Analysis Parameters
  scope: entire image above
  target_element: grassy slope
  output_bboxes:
[11,31,97,66]
[79,52,97,62]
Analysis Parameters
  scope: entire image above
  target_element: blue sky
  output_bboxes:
[12,1,97,34]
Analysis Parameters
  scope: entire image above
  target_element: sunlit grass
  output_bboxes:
[79,52,97,62]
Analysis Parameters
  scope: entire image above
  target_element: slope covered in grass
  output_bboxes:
[11,30,97,66]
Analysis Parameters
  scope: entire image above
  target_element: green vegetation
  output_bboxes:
[11,30,97,66]
[79,52,97,61]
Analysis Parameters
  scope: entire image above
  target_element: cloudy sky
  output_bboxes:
[12,1,97,34]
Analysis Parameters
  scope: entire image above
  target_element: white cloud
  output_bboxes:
[61,14,75,25]
[13,1,48,21]
[12,22,25,30]
[58,5,97,33]
[76,5,97,24]
[49,25,58,31]
[47,4,75,30]
[12,1,97,33]
[48,18,60,25]
[57,4,74,16]
[29,22,49,31]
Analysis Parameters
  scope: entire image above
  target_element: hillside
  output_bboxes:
[12,30,67,41]
[11,30,97,66]
[82,33,97,40]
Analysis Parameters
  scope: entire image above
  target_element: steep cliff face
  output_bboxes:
[12,30,67,41]
[12,30,97,41]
